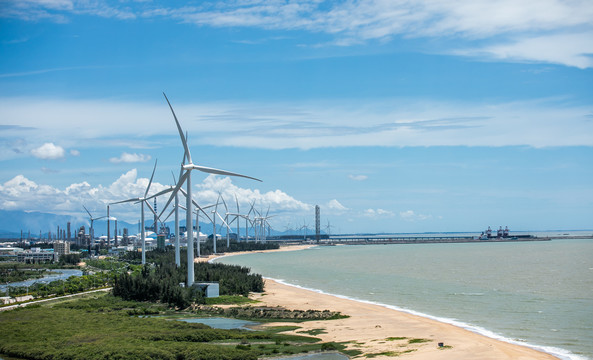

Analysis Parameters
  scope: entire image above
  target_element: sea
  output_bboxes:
[216,234,593,360]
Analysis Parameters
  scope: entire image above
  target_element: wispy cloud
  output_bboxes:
[109,152,151,164]
[348,174,368,181]
[399,210,432,222]
[3,1,592,68]
[1,96,591,155]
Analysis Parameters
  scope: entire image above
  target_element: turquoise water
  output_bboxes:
[217,239,593,360]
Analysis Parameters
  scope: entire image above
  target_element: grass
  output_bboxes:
[366,349,417,358]
[0,293,335,360]
[204,295,258,305]
[297,328,328,336]
[408,338,432,344]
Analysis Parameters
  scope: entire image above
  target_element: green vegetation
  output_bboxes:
[0,294,335,360]
[0,247,355,359]
[386,336,408,341]
[2,271,111,299]
[195,305,348,322]
[205,295,257,305]
[366,349,416,358]
[408,338,432,344]
[112,252,264,308]
[298,328,328,336]
[0,263,50,283]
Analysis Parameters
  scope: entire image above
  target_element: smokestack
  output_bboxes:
[114,220,118,247]
[154,198,157,234]
[107,205,110,248]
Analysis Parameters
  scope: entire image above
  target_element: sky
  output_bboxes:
[0,0,592,234]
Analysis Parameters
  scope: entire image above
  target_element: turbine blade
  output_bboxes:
[144,159,158,198]
[110,198,140,205]
[83,205,92,218]
[221,195,228,212]
[158,171,188,219]
[216,212,229,229]
[235,194,239,212]
[146,187,173,200]
[191,165,262,182]
[198,207,213,223]
[145,200,157,217]
[163,93,192,163]
[163,207,176,223]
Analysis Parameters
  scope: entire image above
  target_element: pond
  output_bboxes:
[0,269,83,292]
[176,317,259,330]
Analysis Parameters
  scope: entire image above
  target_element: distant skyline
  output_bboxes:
[1,1,592,233]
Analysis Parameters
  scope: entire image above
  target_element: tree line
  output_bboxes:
[113,249,264,308]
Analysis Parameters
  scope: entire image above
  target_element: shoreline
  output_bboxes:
[210,245,560,360]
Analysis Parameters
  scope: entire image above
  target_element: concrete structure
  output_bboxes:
[17,250,56,263]
[315,205,320,243]
[53,240,70,258]
[195,282,219,298]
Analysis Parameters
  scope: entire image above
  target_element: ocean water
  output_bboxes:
[216,239,593,360]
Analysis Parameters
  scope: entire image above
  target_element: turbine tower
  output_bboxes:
[160,93,261,287]
[110,159,158,265]
[83,205,106,249]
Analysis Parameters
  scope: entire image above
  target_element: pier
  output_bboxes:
[265,234,555,245]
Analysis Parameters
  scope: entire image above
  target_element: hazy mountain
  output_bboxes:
[0,210,298,239]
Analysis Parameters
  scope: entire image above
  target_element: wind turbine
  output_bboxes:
[224,194,242,243]
[160,93,261,287]
[83,205,106,249]
[211,193,232,253]
[110,159,158,265]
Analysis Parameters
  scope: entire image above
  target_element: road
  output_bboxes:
[0,288,112,312]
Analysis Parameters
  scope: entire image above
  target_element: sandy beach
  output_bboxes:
[212,245,559,359]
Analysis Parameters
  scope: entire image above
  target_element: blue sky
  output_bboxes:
[0,0,592,234]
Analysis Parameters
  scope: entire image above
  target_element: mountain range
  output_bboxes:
[0,210,301,239]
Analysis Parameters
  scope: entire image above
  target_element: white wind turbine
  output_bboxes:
[224,194,242,243]
[83,205,106,248]
[211,193,233,253]
[161,193,215,259]
[160,93,261,287]
[110,159,158,265]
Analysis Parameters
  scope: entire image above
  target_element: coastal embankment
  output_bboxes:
[210,245,560,360]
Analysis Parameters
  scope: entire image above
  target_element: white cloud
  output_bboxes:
[162,0,593,68]
[4,1,592,68]
[363,208,395,217]
[455,32,593,69]
[348,174,368,181]
[399,210,432,221]
[327,199,348,211]
[69,149,80,156]
[195,175,311,214]
[30,142,65,159]
[109,152,152,163]
[0,171,312,229]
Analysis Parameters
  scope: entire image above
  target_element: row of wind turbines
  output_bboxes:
[87,93,265,287]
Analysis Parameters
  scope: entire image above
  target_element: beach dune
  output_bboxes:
[252,279,559,360]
